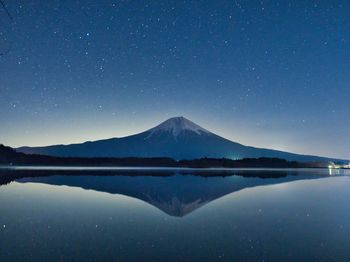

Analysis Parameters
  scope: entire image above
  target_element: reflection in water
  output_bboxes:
[1,168,350,261]
[0,168,329,217]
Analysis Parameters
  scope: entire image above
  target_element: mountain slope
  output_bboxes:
[16,116,343,162]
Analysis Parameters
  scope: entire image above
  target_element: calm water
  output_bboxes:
[0,168,350,261]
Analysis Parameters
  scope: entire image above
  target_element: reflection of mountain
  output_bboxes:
[4,169,326,217]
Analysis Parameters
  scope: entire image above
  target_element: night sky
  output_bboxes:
[0,1,349,159]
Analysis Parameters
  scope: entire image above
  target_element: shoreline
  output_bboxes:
[0,165,348,171]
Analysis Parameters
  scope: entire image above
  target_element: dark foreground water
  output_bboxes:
[0,167,350,261]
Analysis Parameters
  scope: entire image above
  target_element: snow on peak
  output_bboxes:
[147,116,210,137]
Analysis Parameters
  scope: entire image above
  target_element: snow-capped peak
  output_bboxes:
[147,116,210,137]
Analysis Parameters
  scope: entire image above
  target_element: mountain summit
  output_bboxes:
[17,117,341,162]
[147,116,210,137]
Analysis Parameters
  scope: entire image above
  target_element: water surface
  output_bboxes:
[0,168,349,261]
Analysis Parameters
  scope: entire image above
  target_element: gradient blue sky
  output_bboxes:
[0,1,349,159]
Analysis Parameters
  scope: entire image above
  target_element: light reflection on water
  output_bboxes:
[0,168,350,261]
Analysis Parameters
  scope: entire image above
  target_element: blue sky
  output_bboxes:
[0,1,349,159]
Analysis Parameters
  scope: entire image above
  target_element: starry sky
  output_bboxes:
[0,1,349,159]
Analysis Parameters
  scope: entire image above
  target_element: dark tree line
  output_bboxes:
[0,144,326,168]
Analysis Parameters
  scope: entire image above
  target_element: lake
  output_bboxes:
[0,167,350,261]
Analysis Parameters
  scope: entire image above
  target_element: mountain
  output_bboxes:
[16,116,343,162]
